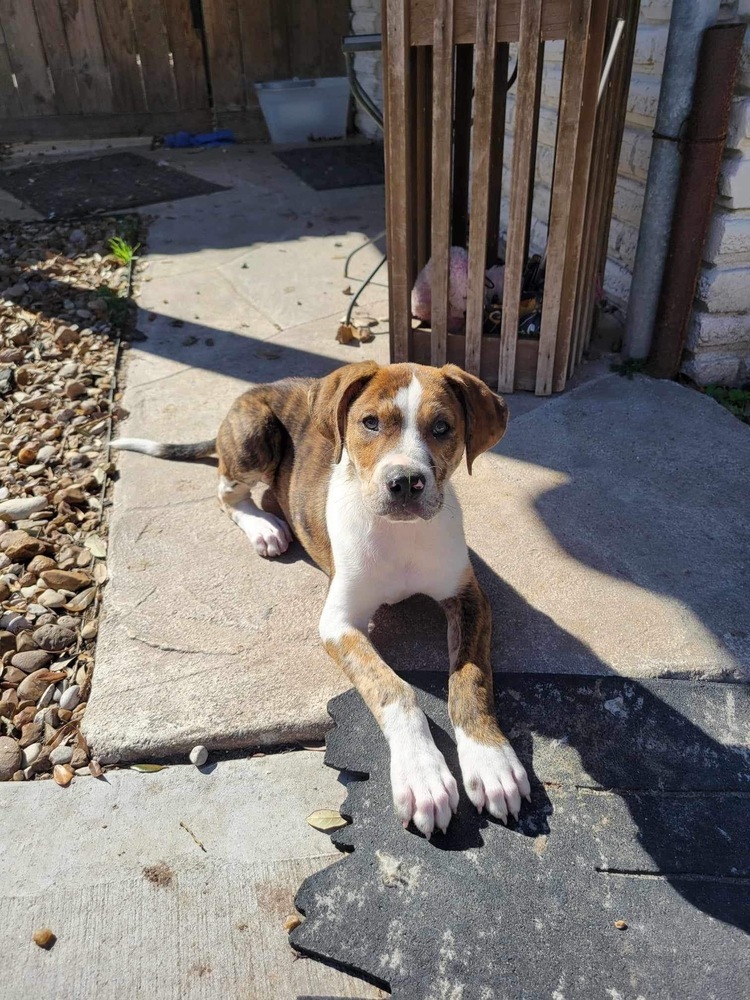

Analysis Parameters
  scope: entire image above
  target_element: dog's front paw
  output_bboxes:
[391,745,459,838]
[385,707,459,837]
[455,730,531,823]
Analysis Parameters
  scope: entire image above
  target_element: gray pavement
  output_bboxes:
[1,752,385,999]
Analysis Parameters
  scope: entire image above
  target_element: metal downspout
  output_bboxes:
[622,0,721,360]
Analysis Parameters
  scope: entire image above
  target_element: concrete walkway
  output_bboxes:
[1,752,385,999]
[80,144,750,765]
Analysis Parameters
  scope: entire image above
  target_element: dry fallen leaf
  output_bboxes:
[32,928,56,949]
[84,534,107,558]
[336,322,355,345]
[93,562,108,584]
[283,914,302,933]
[53,764,74,787]
[306,809,348,832]
[131,763,166,772]
[614,920,628,930]
[66,586,97,612]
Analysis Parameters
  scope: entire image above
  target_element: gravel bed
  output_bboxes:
[0,216,140,784]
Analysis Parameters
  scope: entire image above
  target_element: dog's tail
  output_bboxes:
[111,437,217,461]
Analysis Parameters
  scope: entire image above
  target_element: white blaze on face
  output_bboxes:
[377,371,431,475]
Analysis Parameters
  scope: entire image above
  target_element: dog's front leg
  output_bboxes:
[442,569,531,823]
[320,585,459,838]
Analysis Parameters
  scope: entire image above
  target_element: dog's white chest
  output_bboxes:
[326,463,469,614]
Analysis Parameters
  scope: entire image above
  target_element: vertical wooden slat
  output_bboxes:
[486,42,509,262]
[316,0,347,77]
[550,0,608,391]
[0,0,56,115]
[384,0,414,363]
[238,0,279,83]
[451,43,473,248]
[162,0,208,109]
[201,0,245,110]
[33,0,80,114]
[430,0,456,367]
[96,0,145,113]
[129,0,178,112]
[464,0,501,376]
[0,21,22,118]
[414,45,432,274]
[535,0,592,395]
[58,0,113,113]
[572,0,637,370]
[288,0,320,79]
[498,0,543,392]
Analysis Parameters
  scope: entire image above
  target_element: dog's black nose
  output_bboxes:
[386,469,426,497]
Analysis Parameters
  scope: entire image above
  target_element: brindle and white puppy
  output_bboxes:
[113,361,530,837]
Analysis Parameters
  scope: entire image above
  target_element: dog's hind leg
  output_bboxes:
[216,391,292,558]
[217,477,292,558]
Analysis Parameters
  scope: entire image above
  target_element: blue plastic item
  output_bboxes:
[163,129,236,149]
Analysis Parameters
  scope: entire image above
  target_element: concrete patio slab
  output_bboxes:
[82,145,749,765]
[0,752,385,1000]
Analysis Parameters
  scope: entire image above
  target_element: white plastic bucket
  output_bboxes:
[254,77,350,144]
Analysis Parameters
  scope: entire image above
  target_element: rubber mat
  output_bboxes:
[291,672,750,999]
[0,152,226,217]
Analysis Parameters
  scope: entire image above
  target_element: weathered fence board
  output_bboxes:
[0,0,349,141]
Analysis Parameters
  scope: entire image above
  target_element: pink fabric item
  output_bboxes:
[411,247,469,332]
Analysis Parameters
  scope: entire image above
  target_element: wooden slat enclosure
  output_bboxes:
[386,0,638,393]
[0,0,350,142]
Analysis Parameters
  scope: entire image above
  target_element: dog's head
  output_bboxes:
[309,361,508,521]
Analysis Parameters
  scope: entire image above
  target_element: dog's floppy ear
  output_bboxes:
[440,364,509,474]
[308,361,380,463]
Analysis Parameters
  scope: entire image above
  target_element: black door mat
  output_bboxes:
[0,152,226,218]
[275,143,384,190]
[291,673,750,999]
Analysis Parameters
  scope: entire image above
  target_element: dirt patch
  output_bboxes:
[142,862,173,888]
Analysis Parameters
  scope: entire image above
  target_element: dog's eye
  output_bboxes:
[433,419,450,437]
[362,415,379,431]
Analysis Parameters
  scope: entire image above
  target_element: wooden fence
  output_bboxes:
[0,0,349,142]
[384,0,638,394]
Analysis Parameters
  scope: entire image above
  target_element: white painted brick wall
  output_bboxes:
[348,0,750,385]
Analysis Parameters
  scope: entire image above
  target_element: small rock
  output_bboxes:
[38,589,67,608]
[0,735,21,780]
[40,569,90,593]
[65,381,87,400]
[32,928,56,950]
[27,555,56,575]
[81,620,98,640]
[6,615,32,635]
[0,631,15,655]
[55,616,79,631]
[36,445,57,464]
[21,742,41,767]
[4,666,26,685]
[59,685,80,711]
[32,624,76,651]
[0,530,46,561]
[189,745,208,767]
[53,763,74,787]
[0,496,47,522]
[18,669,62,702]
[11,650,51,673]
[17,445,37,467]
[0,580,9,601]
[49,744,74,766]
[12,769,24,781]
